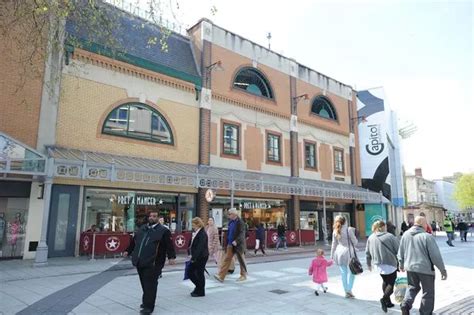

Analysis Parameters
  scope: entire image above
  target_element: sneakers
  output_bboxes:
[236,275,247,282]
[213,274,224,283]
[323,287,327,293]
[345,291,355,299]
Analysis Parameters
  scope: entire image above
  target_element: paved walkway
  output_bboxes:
[1,234,472,314]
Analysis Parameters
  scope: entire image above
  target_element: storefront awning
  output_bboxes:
[0,132,46,176]
[49,146,388,203]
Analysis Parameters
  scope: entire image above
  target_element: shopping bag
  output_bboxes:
[394,277,408,303]
[183,260,192,280]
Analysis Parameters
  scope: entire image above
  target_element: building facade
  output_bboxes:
[404,168,445,226]
[0,2,383,261]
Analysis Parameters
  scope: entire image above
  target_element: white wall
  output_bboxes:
[23,182,45,259]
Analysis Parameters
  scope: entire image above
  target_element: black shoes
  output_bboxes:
[401,304,410,315]
[191,292,205,297]
[228,269,235,274]
[314,291,319,296]
[380,298,388,313]
[140,308,153,315]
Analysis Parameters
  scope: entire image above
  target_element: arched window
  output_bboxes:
[233,67,274,99]
[102,103,173,144]
[311,96,338,121]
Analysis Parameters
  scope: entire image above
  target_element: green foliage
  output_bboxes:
[453,173,474,210]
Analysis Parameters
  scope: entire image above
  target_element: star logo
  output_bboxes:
[271,233,278,243]
[83,235,90,251]
[175,235,186,248]
[105,236,120,251]
[289,232,296,241]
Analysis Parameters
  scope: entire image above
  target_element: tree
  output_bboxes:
[453,173,474,210]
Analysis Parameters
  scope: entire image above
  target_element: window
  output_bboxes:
[304,141,317,169]
[334,148,344,174]
[233,67,274,99]
[222,123,239,156]
[311,96,338,121]
[103,103,173,144]
[267,132,281,163]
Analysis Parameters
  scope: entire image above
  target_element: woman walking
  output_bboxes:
[206,217,220,264]
[330,215,358,298]
[188,217,209,297]
[366,220,400,313]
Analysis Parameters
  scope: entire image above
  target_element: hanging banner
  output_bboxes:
[212,208,223,228]
[357,88,391,201]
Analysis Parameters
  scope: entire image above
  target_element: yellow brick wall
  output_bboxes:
[56,75,199,164]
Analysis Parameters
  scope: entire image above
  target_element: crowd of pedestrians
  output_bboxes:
[123,208,454,315]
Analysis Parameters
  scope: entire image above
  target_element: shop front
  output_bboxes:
[300,200,353,241]
[0,182,31,259]
[79,187,196,257]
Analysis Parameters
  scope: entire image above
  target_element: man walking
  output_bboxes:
[457,220,468,242]
[124,210,176,314]
[214,208,247,282]
[276,222,287,250]
[443,215,455,247]
[398,216,447,315]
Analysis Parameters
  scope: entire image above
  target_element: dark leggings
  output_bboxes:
[380,271,397,302]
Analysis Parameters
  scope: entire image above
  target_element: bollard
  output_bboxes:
[90,233,96,261]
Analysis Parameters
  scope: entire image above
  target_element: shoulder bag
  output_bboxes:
[348,226,363,275]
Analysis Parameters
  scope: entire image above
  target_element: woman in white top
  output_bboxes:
[366,220,400,313]
[330,215,358,298]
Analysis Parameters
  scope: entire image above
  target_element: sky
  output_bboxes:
[144,0,473,180]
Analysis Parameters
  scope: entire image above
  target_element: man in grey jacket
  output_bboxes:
[398,216,447,315]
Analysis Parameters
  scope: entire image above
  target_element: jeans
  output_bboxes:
[446,232,454,245]
[276,236,287,250]
[402,271,435,315]
[339,265,355,293]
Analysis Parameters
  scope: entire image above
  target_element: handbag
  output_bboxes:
[183,260,192,280]
[347,227,363,275]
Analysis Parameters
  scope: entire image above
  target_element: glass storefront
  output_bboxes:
[300,211,319,240]
[83,188,195,233]
[209,197,287,229]
[0,198,29,258]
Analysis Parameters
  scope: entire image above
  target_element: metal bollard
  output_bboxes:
[90,233,96,261]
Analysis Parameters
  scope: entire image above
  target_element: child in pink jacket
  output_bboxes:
[308,248,334,296]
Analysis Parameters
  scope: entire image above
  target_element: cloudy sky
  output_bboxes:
[139,0,473,180]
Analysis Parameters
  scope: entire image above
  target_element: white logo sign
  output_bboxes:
[83,235,90,251]
[289,232,296,241]
[105,236,120,251]
[271,232,278,243]
[175,235,186,248]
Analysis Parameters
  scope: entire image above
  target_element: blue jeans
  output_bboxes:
[339,265,355,293]
[276,236,287,249]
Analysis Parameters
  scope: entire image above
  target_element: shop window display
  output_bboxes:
[209,198,286,229]
[0,198,29,258]
[83,189,195,233]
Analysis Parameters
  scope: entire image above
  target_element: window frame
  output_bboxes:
[303,140,318,171]
[266,130,282,165]
[333,147,345,175]
[232,66,275,100]
[221,119,241,159]
[102,103,174,145]
[310,95,339,122]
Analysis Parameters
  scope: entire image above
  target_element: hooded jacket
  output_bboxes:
[397,225,446,276]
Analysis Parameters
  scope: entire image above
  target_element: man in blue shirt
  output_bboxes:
[214,208,247,282]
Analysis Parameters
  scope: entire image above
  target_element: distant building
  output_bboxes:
[404,168,445,226]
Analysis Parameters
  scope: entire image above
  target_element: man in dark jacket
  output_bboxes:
[124,210,176,314]
[457,220,468,242]
[276,222,287,250]
[214,208,247,282]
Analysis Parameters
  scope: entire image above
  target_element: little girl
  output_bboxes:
[308,248,333,296]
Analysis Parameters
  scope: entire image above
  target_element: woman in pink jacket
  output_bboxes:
[309,248,334,296]
[205,217,220,264]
